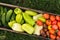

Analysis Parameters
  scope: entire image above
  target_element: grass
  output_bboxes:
[0,30,49,40]
[0,30,41,40]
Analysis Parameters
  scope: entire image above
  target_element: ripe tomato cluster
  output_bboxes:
[36,13,60,40]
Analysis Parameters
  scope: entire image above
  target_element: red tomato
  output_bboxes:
[52,20,57,25]
[56,16,60,21]
[58,27,60,30]
[50,15,55,21]
[50,39,55,40]
[46,20,51,25]
[36,20,43,26]
[49,29,55,34]
[57,31,60,36]
[50,34,56,40]
[52,25,58,30]
[57,22,60,27]
[43,13,49,19]
[57,36,60,40]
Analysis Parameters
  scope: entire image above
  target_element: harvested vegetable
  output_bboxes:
[50,15,55,21]
[34,24,43,35]
[25,10,37,16]
[16,13,22,23]
[12,23,24,32]
[22,24,34,34]
[14,8,22,14]
[50,34,56,40]
[8,20,16,28]
[0,6,60,39]
[46,20,51,25]
[36,20,43,26]
[33,14,43,21]
[38,16,46,22]
[22,12,35,26]
[43,13,49,19]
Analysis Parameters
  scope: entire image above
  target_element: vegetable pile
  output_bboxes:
[0,6,60,40]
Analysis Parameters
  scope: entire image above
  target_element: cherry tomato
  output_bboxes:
[50,34,56,40]
[52,25,58,30]
[43,13,49,19]
[50,15,55,21]
[52,20,57,25]
[36,20,43,26]
[56,16,60,21]
[46,20,51,25]
[49,29,55,34]
[57,31,60,36]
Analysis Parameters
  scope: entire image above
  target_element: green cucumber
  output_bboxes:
[1,13,6,26]
[0,6,4,25]
[10,14,16,21]
[6,9,13,22]
[4,8,7,13]
[0,6,3,15]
